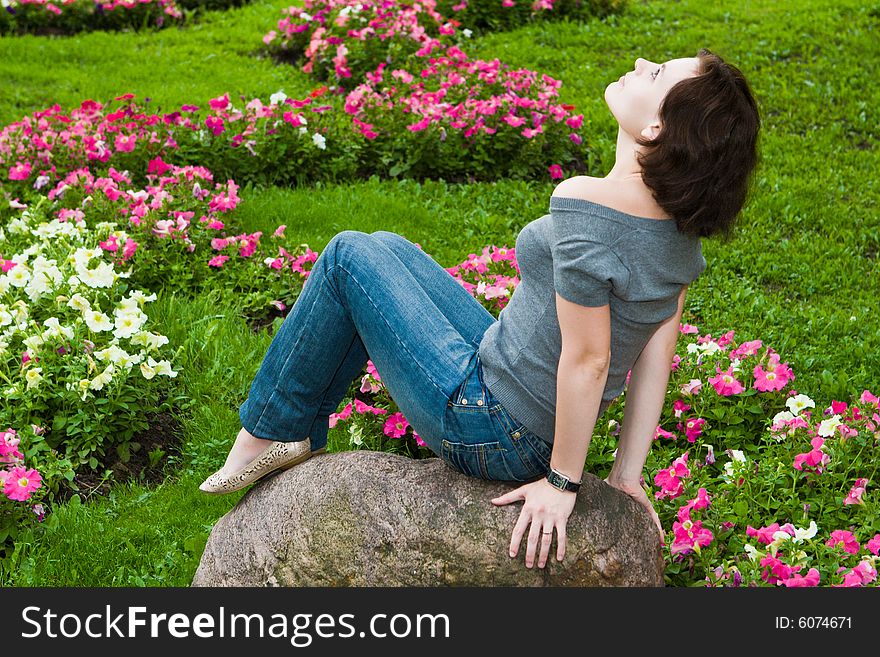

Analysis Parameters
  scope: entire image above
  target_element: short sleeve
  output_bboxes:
[551,215,629,307]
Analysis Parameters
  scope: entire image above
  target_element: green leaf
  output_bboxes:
[733,500,749,517]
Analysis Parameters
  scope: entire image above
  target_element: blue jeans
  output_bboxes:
[238,230,552,482]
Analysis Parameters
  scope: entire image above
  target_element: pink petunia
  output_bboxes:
[834,560,877,587]
[864,534,880,556]
[783,568,821,587]
[709,366,745,396]
[843,478,868,505]
[679,323,699,334]
[208,255,229,267]
[8,162,32,181]
[793,436,831,474]
[654,452,690,500]
[3,466,42,501]
[760,554,798,585]
[747,522,782,545]
[328,402,353,429]
[672,400,692,418]
[547,164,564,179]
[670,518,713,556]
[680,378,703,396]
[860,389,879,406]
[383,412,409,438]
[353,399,387,416]
[825,529,860,555]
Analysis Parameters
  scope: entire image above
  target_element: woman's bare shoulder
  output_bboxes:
[551,175,670,220]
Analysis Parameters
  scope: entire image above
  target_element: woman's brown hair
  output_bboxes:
[636,48,761,240]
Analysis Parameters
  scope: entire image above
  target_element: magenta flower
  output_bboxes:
[783,568,821,587]
[825,530,860,554]
[354,399,387,416]
[208,255,229,267]
[653,425,677,441]
[680,417,706,443]
[708,366,745,396]
[834,560,877,587]
[672,400,692,418]
[547,164,564,179]
[670,518,713,556]
[793,436,830,474]
[730,339,762,358]
[328,402,353,429]
[866,534,880,556]
[114,133,137,153]
[860,389,879,406]
[8,161,32,181]
[843,478,868,505]
[654,452,690,500]
[679,323,699,334]
[760,554,798,585]
[3,466,42,502]
[383,412,409,438]
[747,522,782,545]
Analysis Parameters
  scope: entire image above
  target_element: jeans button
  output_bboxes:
[512,431,521,438]
[461,398,468,405]
[476,399,483,406]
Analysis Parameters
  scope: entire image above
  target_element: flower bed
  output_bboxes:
[263,0,627,88]
[344,45,588,180]
[0,0,247,36]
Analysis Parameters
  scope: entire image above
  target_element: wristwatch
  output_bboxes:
[546,467,581,493]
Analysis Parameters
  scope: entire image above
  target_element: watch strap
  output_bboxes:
[546,468,581,493]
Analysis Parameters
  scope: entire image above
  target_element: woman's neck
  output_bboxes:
[605,127,644,181]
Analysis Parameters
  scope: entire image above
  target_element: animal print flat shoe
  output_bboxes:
[198,439,326,495]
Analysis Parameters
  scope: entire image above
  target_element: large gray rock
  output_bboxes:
[192,450,665,587]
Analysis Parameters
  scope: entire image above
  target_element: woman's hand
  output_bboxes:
[491,478,577,568]
[603,476,665,544]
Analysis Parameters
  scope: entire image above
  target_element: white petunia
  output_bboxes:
[94,344,128,363]
[77,261,116,288]
[130,331,170,352]
[127,290,157,305]
[743,543,760,562]
[84,309,113,333]
[786,393,815,416]
[462,28,472,38]
[270,91,288,106]
[22,335,44,353]
[89,363,115,391]
[312,132,326,149]
[147,356,177,378]
[817,414,842,438]
[792,521,818,543]
[67,293,92,313]
[0,306,11,327]
[348,423,364,446]
[6,264,30,288]
[113,310,147,339]
[25,367,43,390]
[729,449,746,462]
[772,410,795,426]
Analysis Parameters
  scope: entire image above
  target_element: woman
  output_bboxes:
[200,48,760,572]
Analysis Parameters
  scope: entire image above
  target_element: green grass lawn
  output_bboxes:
[1,0,878,585]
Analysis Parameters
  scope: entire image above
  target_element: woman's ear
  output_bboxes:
[640,121,662,141]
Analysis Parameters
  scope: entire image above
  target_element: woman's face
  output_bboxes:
[605,57,701,140]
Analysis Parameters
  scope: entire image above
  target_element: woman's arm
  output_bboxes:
[607,285,688,488]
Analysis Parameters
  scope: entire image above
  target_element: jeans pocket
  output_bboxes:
[440,439,519,481]
[492,404,553,478]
